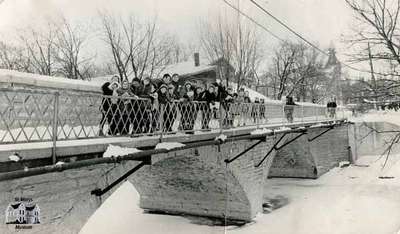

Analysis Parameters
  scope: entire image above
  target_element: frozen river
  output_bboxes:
[80,111,400,234]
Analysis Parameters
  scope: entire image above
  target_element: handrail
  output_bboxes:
[0,88,349,149]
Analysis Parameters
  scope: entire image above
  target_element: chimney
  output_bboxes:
[194,53,200,67]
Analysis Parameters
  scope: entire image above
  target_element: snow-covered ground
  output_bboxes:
[79,111,400,234]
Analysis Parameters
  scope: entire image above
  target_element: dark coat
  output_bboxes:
[286,97,296,105]
[157,91,170,105]
[130,84,144,97]
[101,82,115,111]
[327,102,337,108]
[102,82,113,96]
[196,90,216,104]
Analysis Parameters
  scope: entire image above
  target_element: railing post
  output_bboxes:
[159,104,165,142]
[314,106,318,122]
[282,105,286,124]
[219,102,223,133]
[256,103,260,129]
[52,92,59,164]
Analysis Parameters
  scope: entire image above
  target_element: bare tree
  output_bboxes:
[52,17,93,79]
[265,41,329,101]
[0,41,31,72]
[16,16,93,79]
[345,0,400,71]
[99,13,176,81]
[19,23,57,76]
[198,13,263,88]
[265,41,303,100]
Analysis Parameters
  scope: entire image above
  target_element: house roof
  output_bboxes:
[25,204,38,211]
[10,202,22,209]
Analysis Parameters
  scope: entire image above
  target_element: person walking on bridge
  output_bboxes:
[284,96,296,123]
[327,97,337,118]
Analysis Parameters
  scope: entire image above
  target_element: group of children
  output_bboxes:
[99,73,268,135]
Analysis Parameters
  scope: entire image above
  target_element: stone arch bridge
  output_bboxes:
[0,85,355,233]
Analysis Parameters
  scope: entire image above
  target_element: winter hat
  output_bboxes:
[163,73,171,79]
[131,77,141,83]
[184,81,192,87]
[159,84,168,90]
[172,73,180,80]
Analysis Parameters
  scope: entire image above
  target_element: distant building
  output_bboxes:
[323,47,343,103]
[160,53,235,88]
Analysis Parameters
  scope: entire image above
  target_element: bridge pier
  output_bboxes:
[268,125,350,179]
[129,138,277,222]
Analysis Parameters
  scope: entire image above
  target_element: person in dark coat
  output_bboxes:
[196,84,216,130]
[327,97,337,118]
[161,74,172,87]
[213,79,228,102]
[180,89,197,133]
[251,97,260,123]
[140,77,156,133]
[222,87,235,128]
[171,73,181,95]
[100,75,121,136]
[244,91,251,103]
[158,84,173,132]
[167,84,180,131]
[180,81,194,99]
[117,80,134,135]
[284,96,296,123]
[130,77,145,134]
[199,84,217,129]
[260,98,266,120]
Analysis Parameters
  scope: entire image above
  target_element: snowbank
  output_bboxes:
[103,145,141,158]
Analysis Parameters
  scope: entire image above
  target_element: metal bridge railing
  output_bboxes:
[0,88,347,145]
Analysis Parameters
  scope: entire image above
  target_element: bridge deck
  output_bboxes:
[0,119,344,163]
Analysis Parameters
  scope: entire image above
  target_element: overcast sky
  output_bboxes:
[0,0,359,73]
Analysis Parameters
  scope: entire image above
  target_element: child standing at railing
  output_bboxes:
[100,76,121,136]
[117,80,134,135]
[181,90,197,134]
[158,84,173,133]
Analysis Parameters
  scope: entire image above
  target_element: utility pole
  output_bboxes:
[367,42,378,109]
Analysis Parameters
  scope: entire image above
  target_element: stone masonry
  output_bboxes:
[269,125,350,179]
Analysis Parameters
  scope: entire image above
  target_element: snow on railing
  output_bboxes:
[0,88,347,144]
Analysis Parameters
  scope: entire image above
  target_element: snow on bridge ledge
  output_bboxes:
[0,69,330,108]
[0,69,103,93]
